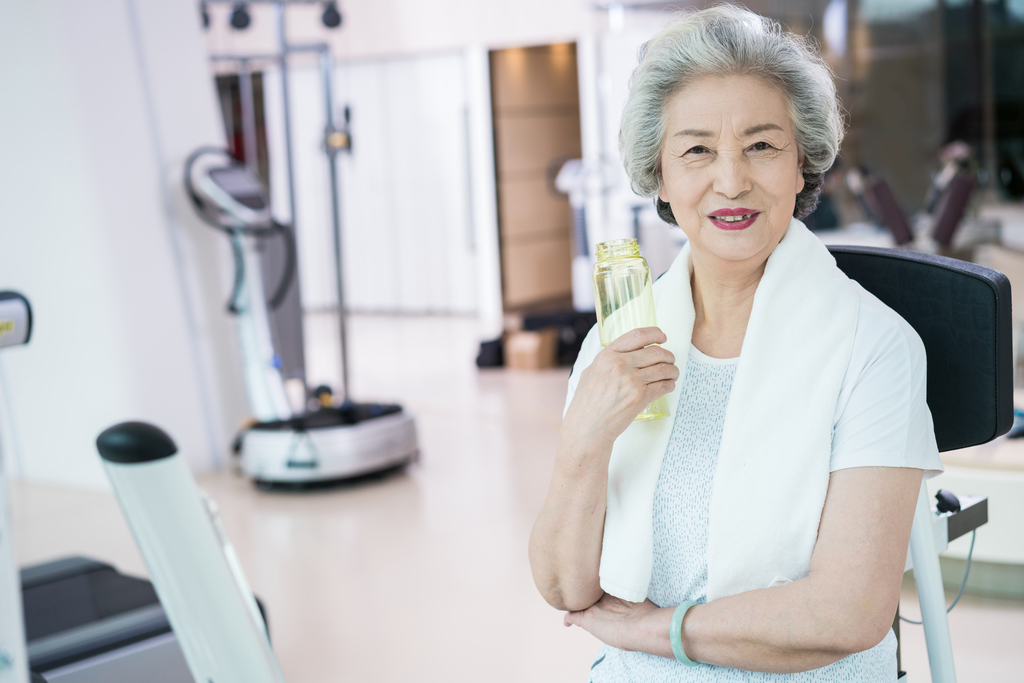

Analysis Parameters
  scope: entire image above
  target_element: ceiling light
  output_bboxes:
[229,3,251,30]
[322,2,342,29]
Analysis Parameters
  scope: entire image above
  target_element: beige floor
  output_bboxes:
[10,314,1024,682]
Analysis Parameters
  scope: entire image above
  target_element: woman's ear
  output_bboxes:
[658,184,670,202]
[796,153,806,194]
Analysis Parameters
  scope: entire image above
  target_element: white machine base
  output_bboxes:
[240,411,418,484]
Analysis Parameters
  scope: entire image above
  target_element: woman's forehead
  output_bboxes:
[665,74,793,139]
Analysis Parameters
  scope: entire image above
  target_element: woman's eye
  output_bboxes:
[751,141,774,152]
[686,146,708,155]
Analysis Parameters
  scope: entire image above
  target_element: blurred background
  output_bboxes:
[1,1,1023,681]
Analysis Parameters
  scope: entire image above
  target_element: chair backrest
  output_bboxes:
[829,246,1013,451]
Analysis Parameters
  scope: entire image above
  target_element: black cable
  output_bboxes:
[267,220,297,310]
[900,529,976,625]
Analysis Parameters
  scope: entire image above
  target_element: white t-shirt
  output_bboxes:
[829,282,943,476]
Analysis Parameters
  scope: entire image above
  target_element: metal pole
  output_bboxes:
[275,2,299,232]
[0,293,33,683]
[0,467,29,683]
[909,482,957,683]
[319,48,350,401]
[222,5,347,400]
[237,59,259,173]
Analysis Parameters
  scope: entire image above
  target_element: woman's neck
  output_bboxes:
[689,252,766,358]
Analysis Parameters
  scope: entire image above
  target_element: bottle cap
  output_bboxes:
[596,238,640,261]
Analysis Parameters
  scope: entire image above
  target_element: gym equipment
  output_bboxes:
[932,173,979,247]
[19,556,192,683]
[846,164,980,249]
[96,422,284,683]
[553,158,596,312]
[0,292,33,683]
[1,296,195,683]
[185,148,418,484]
[845,168,914,245]
[830,245,1010,683]
[196,1,418,485]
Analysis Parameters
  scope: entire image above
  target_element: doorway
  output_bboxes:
[490,43,582,312]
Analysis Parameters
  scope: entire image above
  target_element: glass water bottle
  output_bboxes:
[592,238,669,421]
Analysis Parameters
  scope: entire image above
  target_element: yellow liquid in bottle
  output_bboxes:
[593,239,669,421]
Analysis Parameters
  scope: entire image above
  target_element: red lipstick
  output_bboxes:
[708,207,760,231]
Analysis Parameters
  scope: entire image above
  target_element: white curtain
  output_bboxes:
[264,52,477,315]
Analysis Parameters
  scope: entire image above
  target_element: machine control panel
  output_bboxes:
[0,293,31,349]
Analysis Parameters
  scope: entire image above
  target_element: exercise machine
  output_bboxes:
[0,292,33,683]
[0,294,197,683]
[19,556,192,683]
[194,2,418,485]
[96,421,284,683]
[185,148,418,484]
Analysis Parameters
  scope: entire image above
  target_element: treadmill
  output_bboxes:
[19,557,191,683]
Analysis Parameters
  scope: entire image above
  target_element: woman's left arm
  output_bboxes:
[565,466,923,673]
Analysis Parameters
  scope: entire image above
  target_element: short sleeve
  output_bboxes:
[564,324,602,417]
[830,286,944,478]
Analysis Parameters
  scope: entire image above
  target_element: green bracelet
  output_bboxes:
[670,600,700,667]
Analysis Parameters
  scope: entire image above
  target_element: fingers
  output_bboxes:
[593,347,677,396]
[565,326,678,444]
[634,359,680,385]
[592,341,674,377]
[644,378,677,403]
[628,343,676,370]
[564,609,586,629]
[606,326,667,353]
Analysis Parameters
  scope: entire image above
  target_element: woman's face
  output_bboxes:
[658,73,804,270]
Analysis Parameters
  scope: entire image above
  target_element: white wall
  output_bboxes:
[0,0,249,488]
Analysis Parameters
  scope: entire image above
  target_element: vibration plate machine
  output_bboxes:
[185,148,418,485]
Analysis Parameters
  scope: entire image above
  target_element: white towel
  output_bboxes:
[578,219,860,603]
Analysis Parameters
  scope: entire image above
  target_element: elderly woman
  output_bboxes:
[528,6,943,682]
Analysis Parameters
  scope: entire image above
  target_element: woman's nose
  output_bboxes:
[712,158,753,199]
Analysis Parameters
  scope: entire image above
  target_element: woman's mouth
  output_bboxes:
[708,211,760,230]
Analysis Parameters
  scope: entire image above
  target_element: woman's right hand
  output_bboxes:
[563,326,678,453]
[529,326,677,612]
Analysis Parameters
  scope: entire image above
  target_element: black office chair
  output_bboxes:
[829,245,1012,683]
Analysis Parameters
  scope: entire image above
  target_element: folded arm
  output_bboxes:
[565,466,923,672]
[528,433,609,611]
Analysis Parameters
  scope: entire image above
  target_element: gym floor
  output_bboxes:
[11,314,1024,682]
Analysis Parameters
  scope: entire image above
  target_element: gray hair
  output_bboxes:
[620,4,844,222]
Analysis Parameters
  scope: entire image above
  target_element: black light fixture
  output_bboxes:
[200,1,210,29]
[321,2,342,29]
[229,3,251,30]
